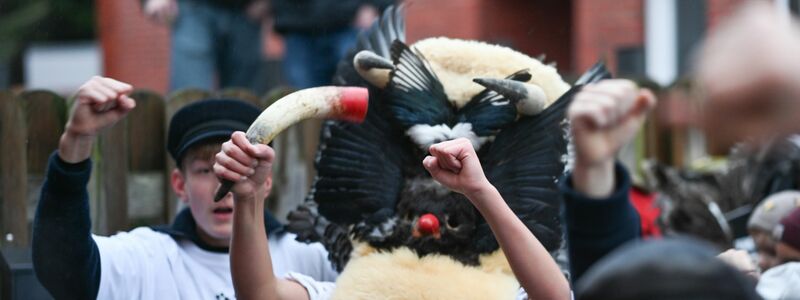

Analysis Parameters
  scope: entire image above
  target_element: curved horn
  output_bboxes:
[473,78,547,116]
[354,50,393,88]
[214,86,369,201]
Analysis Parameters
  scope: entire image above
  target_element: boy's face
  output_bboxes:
[171,143,236,247]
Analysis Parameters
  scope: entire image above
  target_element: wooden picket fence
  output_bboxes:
[0,87,321,247]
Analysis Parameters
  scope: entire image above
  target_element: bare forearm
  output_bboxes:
[58,131,95,163]
[571,159,614,198]
[468,186,570,300]
[231,197,276,300]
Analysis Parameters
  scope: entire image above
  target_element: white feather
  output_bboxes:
[560,118,575,177]
[406,123,488,151]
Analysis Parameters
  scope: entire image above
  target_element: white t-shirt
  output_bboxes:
[93,227,338,299]
[757,262,800,300]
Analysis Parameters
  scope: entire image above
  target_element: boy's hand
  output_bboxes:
[568,79,656,197]
[66,76,135,137]
[59,76,135,163]
[213,131,274,202]
[423,138,491,199]
[144,0,178,25]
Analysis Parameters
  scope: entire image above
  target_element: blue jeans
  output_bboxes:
[170,0,262,91]
[282,28,358,89]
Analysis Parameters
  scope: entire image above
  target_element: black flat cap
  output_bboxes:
[167,99,261,166]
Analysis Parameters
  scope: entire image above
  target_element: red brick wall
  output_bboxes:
[98,0,574,92]
[96,0,170,94]
[406,0,572,73]
[97,0,745,94]
[405,0,484,42]
[481,0,573,73]
[572,0,644,76]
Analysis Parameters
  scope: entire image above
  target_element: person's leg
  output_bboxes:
[311,28,358,87]
[218,8,263,91]
[331,28,359,65]
[170,0,216,91]
[282,33,317,89]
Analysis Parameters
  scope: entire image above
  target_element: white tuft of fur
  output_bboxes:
[406,123,488,150]
[331,248,518,300]
[411,37,570,109]
[516,83,548,116]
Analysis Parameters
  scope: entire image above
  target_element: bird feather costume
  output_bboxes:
[287,6,610,299]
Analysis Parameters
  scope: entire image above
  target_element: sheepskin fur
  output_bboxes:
[332,246,519,300]
[412,37,570,109]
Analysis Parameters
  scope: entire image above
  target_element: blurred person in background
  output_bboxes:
[562,78,762,299]
[142,0,269,92]
[756,207,800,299]
[748,191,800,272]
[695,1,800,155]
[271,0,394,89]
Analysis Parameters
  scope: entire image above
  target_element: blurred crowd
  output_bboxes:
[141,0,394,91]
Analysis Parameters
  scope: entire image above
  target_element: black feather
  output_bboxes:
[456,69,533,137]
[575,61,612,85]
[386,41,452,128]
[334,5,405,86]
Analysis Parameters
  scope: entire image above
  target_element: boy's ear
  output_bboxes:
[171,169,189,204]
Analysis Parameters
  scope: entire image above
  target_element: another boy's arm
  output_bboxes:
[32,77,135,298]
[216,132,310,300]
[424,138,570,300]
[562,79,655,282]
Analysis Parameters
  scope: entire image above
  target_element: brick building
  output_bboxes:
[96,0,767,94]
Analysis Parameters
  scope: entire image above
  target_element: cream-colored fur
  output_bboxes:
[411,37,570,109]
[332,247,519,300]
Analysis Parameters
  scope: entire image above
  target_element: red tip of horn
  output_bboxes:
[337,87,369,123]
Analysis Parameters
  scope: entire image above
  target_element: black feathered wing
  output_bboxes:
[477,63,611,253]
[385,40,453,129]
[288,5,414,271]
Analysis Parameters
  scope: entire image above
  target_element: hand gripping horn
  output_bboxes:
[213,86,369,202]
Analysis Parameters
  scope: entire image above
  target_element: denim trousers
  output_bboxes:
[170,0,263,92]
[282,28,358,89]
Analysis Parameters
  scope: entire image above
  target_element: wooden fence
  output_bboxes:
[0,87,320,247]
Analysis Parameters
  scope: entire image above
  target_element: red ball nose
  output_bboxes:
[417,213,440,235]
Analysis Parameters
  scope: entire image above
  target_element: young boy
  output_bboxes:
[32,76,337,299]
[747,191,800,272]
[757,208,800,299]
[216,134,570,298]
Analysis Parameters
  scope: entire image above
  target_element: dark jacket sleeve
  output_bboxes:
[273,0,396,34]
[32,152,101,299]
[560,162,640,284]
